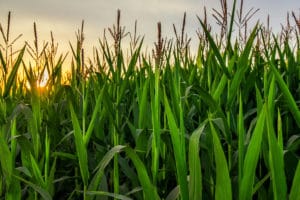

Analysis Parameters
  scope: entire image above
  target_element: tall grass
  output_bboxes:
[1,0,300,199]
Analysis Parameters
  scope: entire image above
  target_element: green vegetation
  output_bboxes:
[1,0,300,199]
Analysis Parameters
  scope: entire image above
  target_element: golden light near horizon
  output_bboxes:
[37,70,49,88]
[25,69,49,92]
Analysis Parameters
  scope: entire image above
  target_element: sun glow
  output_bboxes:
[38,72,49,88]
[25,71,49,91]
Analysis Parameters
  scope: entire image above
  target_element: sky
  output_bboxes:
[0,0,299,56]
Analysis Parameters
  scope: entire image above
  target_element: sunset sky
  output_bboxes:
[0,0,299,55]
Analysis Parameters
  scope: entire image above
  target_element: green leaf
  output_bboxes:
[238,93,245,186]
[198,18,231,79]
[209,119,232,200]
[3,45,25,98]
[227,25,258,109]
[166,185,180,200]
[197,86,231,143]
[84,84,105,146]
[89,146,159,200]
[164,92,188,200]
[267,75,276,123]
[69,102,89,186]
[138,78,150,128]
[47,158,56,196]
[289,161,300,200]
[212,52,237,101]
[252,172,270,195]
[89,145,125,193]
[240,104,266,200]
[30,154,46,188]
[0,129,12,186]
[265,107,287,200]
[277,110,283,152]
[6,178,21,200]
[125,147,160,200]
[150,67,161,185]
[225,0,237,55]
[269,59,300,127]
[0,49,7,73]
[188,122,206,200]
[14,174,52,200]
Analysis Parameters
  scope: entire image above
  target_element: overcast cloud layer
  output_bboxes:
[0,0,299,54]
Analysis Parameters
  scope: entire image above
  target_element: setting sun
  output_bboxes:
[25,70,49,91]
[38,71,49,88]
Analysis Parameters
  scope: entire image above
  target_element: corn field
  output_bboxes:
[1,0,300,199]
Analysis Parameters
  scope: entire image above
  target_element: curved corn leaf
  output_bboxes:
[198,18,231,79]
[0,49,7,73]
[83,84,106,146]
[14,174,52,200]
[240,105,266,200]
[289,161,300,200]
[269,60,300,127]
[164,92,188,200]
[69,102,89,186]
[188,122,206,200]
[227,25,258,109]
[89,145,159,200]
[125,147,160,200]
[209,119,232,200]
[266,107,287,200]
[3,45,25,98]
[0,129,12,186]
[88,145,125,195]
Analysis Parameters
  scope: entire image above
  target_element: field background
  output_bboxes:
[1,0,300,199]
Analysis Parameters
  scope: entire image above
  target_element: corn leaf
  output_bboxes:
[265,107,287,200]
[188,122,206,200]
[3,45,25,98]
[69,102,89,186]
[14,174,52,200]
[289,161,300,200]
[209,119,232,200]
[0,129,12,186]
[240,104,266,200]
[269,60,300,127]
[164,92,188,200]
[125,147,160,200]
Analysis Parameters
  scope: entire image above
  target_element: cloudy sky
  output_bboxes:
[0,0,299,55]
